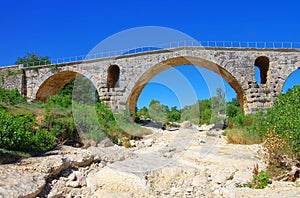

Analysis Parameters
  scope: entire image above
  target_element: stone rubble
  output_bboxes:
[0,127,299,198]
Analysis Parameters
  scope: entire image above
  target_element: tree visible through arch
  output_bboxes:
[127,56,246,115]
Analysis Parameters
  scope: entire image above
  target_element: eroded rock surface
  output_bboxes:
[0,127,299,198]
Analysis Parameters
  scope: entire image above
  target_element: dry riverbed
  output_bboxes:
[0,126,299,197]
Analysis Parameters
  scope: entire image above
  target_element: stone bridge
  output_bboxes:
[0,46,299,114]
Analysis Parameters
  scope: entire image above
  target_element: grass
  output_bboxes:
[224,128,263,145]
[0,148,31,164]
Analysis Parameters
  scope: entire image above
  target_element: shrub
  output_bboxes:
[261,85,300,159]
[226,86,300,182]
[42,108,79,145]
[0,87,26,105]
[0,109,54,152]
[33,129,55,151]
[45,94,72,109]
[224,128,262,145]
[252,171,271,189]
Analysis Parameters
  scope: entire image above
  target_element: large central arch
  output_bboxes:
[127,56,246,114]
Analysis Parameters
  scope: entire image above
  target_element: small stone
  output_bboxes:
[68,172,76,181]
[48,190,63,198]
[162,152,173,158]
[66,180,80,188]
[97,138,114,148]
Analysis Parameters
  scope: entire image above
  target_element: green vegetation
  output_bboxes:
[252,171,271,189]
[15,52,50,67]
[0,148,31,164]
[0,87,26,105]
[0,76,149,163]
[136,88,227,125]
[225,85,300,182]
[236,171,271,189]
[262,86,300,158]
[0,53,150,163]
[0,88,56,154]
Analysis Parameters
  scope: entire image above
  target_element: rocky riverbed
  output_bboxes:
[0,126,299,198]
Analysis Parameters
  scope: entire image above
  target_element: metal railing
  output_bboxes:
[3,40,300,68]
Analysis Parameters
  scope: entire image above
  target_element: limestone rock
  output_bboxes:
[2,127,300,197]
[86,167,147,194]
[46,146,94,167]
[197,124,215,131]
[0,169,45,198]
[180,121,192,129]
[87,145,135,163]
[97,138,114,148]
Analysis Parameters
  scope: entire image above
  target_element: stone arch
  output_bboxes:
[127,56,247,114]
[281,67,300,93]
[254,56,270,84]
[36,70,90,101]
[107,65,120,91]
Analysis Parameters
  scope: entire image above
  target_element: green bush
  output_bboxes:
[0,87,26,105]
[46,94,72,109]
[0,109,55,152]
[236,171,271,189]
[253,171,271,189]
[42,108,78,145]
[261,85,300,158]
[33,129,55,151]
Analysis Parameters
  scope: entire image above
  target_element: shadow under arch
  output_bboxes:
[127,56,247,114]
[36,70,87,101]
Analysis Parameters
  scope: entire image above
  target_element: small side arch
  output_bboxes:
[107,65,120,91]
[254,56,270,84]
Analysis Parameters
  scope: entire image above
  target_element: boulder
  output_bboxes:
[86,167,147,194]
[180,121,193,129]
[97,138,114,148]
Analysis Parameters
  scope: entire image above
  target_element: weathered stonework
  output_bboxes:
[0,65,23,93]
[0,47,299,114]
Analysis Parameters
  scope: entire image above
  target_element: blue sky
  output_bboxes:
[0,0,299,109]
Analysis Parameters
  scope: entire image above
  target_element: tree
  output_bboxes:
[136,106,149,119]
[15,52,50,67]
[181,101,201,124]
[167,106,181,122]
[226,97,240,118]
[148,100,168,122]
[210,88,226,123]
